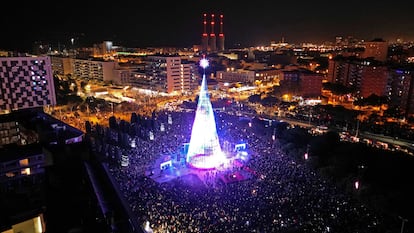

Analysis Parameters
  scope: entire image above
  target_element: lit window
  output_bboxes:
[19,158,29,166]
[21,168,31,175]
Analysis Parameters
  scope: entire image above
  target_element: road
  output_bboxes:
[360,132,414,152]
[273,116,414,155]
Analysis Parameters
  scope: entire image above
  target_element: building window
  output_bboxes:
[19,158,29,166]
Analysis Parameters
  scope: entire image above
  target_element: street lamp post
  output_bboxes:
[355,119,360,138]
[109,102,114,116]
[304,144,310,160]
[399,216,408,233]
[71,104,75,115]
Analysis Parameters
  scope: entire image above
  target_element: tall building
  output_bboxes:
[72,58,116,82]
[186,58,226,169]
[358,64,389,97]
[328,56,389,98]
[281,70,301,97]
[145,55,198,94]
[281,69,323,98]
[362,38,388,62]
[0,56,108,232]
[49,55,73,75]
[0,109,84,233]
[0,56,56,113]
[300,70,323,98]
[388,68,414,116]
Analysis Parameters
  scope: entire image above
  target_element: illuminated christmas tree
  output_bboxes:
[186,57,226,169]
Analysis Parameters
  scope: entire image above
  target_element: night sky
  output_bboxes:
[2,0,414,52]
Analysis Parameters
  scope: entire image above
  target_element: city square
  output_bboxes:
[100,59,400,232]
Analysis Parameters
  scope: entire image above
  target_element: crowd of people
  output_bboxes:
[89,109,401,233]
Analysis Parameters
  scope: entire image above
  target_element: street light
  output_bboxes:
[71,104,76,115]
[354,180,359,190]
[109,102,114,115]
[304,144,310,160]
[398,216,408,233]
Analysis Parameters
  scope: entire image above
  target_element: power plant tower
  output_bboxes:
[201,13,225,53]
[201,13,209,52]
[218,14,225,51]
[208,14,217,52]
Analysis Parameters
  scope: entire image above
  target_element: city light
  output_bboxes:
[199,58,209,69]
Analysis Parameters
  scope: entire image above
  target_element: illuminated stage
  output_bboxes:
[146,156,253,188]
[187,154,226,170]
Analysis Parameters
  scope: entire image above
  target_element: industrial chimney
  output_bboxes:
[218,14,225,51]
[209,14,217,52]
[201,13,209,52]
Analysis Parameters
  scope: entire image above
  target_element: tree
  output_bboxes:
[130,112,138,123]
[248,94,261,103]
[322,82,354,95]
[85,121,92,134]
[108,116,117,130]
[353,94,388,106]
[80,81,88,91]
[261,96,278,107]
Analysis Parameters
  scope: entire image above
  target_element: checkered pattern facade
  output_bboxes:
[0,56,56,111]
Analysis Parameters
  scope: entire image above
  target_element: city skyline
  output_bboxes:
[2,1,414,52]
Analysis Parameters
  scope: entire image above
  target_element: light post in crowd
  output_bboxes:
[354,164,366,196]
[304,144,310,160]
[354,180,359,190]
[71,104,76,115]
[399,216,408,233]
[109,102,114,115]
[86,103,90,117]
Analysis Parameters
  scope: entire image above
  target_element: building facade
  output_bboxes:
[216,69,255,84]
[300,71,323,98]
[328,56,390,98]
[362,38,388,62]
[281,69,323,98]
[72,58,116,83]
[0,111,48,233]
[49,55,73,75]
[358,65,389,97]
[144,56,198,94]
[389,68,414,116]
[0,56,56,113]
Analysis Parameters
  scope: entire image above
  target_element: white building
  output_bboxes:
[72,58,116,83]
[0,56,56,113]
[143,55,199,94]
[216,68,255,84]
